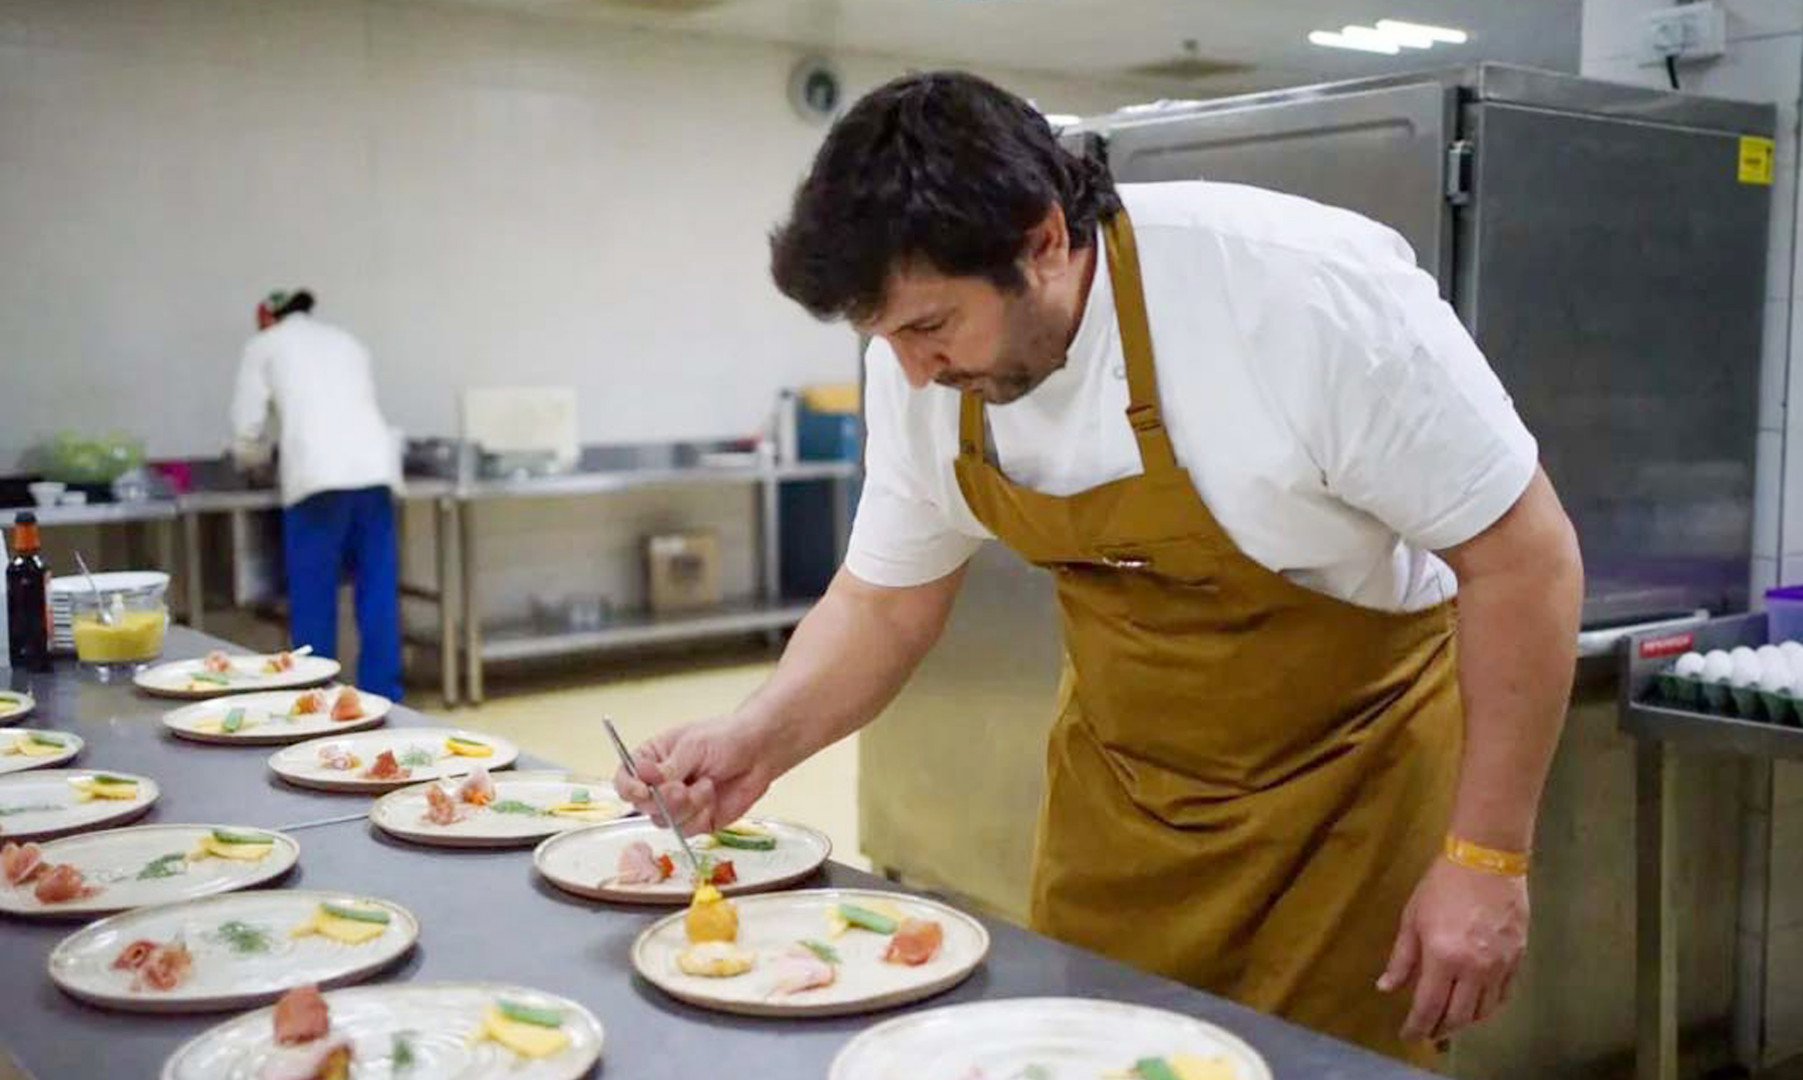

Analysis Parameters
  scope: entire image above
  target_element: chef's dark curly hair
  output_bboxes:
[770,71,1119,324]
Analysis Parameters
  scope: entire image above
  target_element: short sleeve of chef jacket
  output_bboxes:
[842,218,1538,591]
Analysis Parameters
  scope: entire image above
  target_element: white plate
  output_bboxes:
[0,768,159,841]
[829,997,1275,1080]
[51,571,170,597]
[536,817,830,904]
[0,727,82,774]
[372,771,630,848]
[0,824,299,919]
[632,887,989,1018]
[49,889,418,1013]
[0,691,36,723]
[163,689,391,746]
[135,654,341,700]
[269,728,518,793]
[162,981,605,1080]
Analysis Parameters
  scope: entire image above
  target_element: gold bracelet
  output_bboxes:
[1444,834,1530,877]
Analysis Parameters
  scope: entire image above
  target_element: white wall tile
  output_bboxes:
[1785,553,1803,585]
[1685,33,1803,109]
[1787,407,1803,556]
[1587,1,1803,62]
[1764,301,1792,427]
[1758,429,1785,558]
[1724,0,1803,41]
[1755,554,1781,597]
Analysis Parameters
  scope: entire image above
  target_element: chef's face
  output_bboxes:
[863,208,1084,405]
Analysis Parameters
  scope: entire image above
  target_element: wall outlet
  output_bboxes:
[1640,1,1727,67]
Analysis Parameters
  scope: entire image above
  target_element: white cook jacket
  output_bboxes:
[846,181,1539,612]
[230,313,401,508]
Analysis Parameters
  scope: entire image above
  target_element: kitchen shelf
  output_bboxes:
[476,599,816,663]
[460,461,857,501]
[1622,699,1803,760]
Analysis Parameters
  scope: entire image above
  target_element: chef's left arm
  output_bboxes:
[1282,240,1583,1043]
[228,338,275,471]
[1380,468,1582,1042]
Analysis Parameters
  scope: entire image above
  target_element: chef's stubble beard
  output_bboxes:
[974,287,1072,405]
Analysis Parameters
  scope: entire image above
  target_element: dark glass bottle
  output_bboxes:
[6,512,51,672]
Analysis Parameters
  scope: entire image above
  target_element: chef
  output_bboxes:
[615,72,1582,1065]
[230,289,405,701]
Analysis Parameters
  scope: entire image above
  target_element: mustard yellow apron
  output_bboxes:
[952,208,1464,1067]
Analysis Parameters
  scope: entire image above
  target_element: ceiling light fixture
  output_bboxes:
[1307,29,1400,55]
[1309,18,1469,55]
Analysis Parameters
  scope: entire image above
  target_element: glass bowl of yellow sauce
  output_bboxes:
[69,574,168,671]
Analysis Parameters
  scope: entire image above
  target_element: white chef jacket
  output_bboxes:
[230,313,401,508]
[845,181,1539,612]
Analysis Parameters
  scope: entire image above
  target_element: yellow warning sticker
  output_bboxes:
[1739,136,1775,185]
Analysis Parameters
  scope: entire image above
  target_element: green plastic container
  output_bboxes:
[1758,690,1796,726]
[1699,681,1733,713]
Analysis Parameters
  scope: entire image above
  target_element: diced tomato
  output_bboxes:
[654,854,676,882]
[710,860,738,886]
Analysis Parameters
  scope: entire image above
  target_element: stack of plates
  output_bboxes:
[48,572,170,655]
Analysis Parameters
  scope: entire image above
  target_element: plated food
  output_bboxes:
[49,889,417,1013]
[371,770,629,848]
[268,728,518,793]
[161,981,605,1080]
[632,887,988,1017]
[535,817,830,904]
[0,691,36,723]
[163,688,391,746]
[135,650,341,700]
[0,768,158,842]
[0,824,299,919]
[829,997,1273,1080]
[0,727,82,774]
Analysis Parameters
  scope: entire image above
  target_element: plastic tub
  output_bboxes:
[1770,585,1803,646]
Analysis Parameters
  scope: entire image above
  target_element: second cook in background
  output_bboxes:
[230,289,405,701]
[616,73,1584,1067]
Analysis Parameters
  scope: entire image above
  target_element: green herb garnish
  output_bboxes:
[800,939,841,964]
[446,736,488,749]
[209,920,272,954]
[392,1032,417,1069]
[1015,1068,1054,1080]
[220,708,245,734]
[398,747,435,767]
[710,830,776,851]
[211,828,273,846]
[1133,1059,1181,1080]
[88,774,137,786]
[137,852,189,880]
[0,803,62,817]
[189,672,231,686]
[25,732,65,748]
[321,902,392,925]
[488,799,542,816]
[496,1000,564,1028]
[838,904,898,934]
[568,787,590,804]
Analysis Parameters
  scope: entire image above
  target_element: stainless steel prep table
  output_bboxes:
[0,628,1436,1080]
[456,456,858,705]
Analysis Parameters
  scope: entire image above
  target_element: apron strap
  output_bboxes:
[1103,209,1180,475]
[959,389,984,461]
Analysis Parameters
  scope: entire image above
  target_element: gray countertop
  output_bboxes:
[0,627,1433,1080]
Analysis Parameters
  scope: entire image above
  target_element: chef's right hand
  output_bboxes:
[613,714,779,835]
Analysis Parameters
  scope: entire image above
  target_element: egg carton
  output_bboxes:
[1650,672,1800,726]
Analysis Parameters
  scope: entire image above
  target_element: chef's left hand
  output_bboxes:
[1377,857,1529,1042]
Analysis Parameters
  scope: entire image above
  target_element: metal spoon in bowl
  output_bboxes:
[73,552,114,627]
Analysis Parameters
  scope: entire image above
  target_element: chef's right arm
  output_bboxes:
[617,349,979,831]
[228,339,275,470]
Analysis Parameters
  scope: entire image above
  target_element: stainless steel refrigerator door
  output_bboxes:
[1457,102,1769,625]
[1099,81,1456,286]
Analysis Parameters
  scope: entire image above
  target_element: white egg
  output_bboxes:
[1674,652,1707,678]
[1732,646,1759,666]
[1759,645,1785,669]
[1760,666,1796,694]
[1781,641,1803,666]
[1703,651,1734,683]
[1733,653,1764,688]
